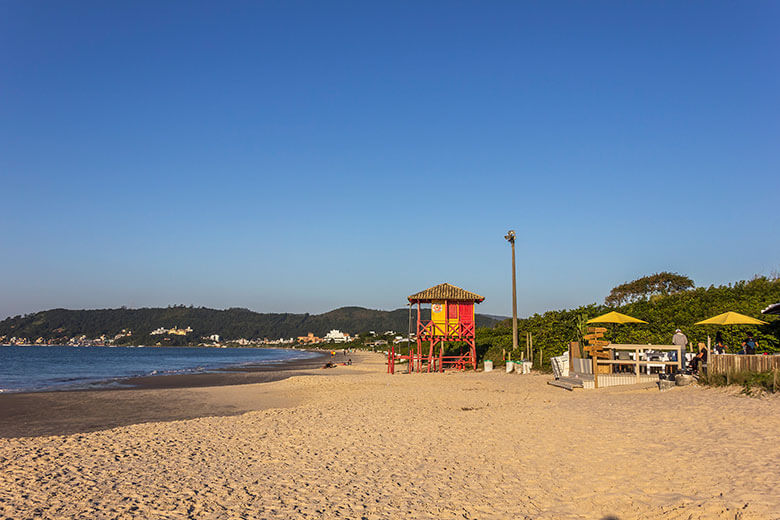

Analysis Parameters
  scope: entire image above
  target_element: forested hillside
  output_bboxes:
[0,305,499,344]
[477,275,780,366]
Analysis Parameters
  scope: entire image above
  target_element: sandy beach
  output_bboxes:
[1,352,779,519]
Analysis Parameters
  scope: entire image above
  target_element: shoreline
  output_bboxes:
[0,345,329,394]
[0,349,336,439]
[121,348,330,390]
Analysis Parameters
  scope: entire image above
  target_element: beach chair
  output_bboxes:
[550,354,569,379]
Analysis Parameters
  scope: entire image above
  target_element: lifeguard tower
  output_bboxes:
[387,283,485,374]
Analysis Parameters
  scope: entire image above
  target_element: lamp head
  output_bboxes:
[504,230,516,243]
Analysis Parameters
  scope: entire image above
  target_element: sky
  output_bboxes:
[1,1,778,320]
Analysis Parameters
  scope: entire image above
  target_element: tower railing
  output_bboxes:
[417,320,475,339]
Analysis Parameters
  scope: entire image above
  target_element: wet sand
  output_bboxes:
[1,352,779,519]
[0,350,329,438]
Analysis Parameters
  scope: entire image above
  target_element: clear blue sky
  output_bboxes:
[2,1,778,320]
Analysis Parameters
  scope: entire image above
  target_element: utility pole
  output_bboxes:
[504,230,518,352]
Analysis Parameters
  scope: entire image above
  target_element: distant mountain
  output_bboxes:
[478,313,511,322]
[0,305,501,344]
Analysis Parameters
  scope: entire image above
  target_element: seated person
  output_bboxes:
[742,333,758,355]
[689,345,708,373]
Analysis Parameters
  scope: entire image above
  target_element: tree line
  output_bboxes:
[0,305,499,344]
[476,275,780,367]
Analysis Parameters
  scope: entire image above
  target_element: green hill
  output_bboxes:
[0,305,500,345]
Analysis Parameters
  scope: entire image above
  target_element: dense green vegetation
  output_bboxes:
[0,305,499,344]
[476,276,780,368]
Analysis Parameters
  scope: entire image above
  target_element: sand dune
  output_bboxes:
[1,353,778,519]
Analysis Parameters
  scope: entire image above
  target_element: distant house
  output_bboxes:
[297,332,322,344]
[324,330,351,343]
[151,326,192,336]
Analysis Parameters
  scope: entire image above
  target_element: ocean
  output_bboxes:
[0,345,318,393]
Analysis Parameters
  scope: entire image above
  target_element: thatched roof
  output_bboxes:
[408,283,485,303]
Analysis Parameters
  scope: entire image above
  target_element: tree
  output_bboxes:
[605,272,695,307]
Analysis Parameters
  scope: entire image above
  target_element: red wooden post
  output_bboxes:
[416,302,422,373]
[388,345,394,374]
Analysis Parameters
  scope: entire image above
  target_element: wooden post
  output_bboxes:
[526,332,529,360]
[593,353,599,389]
[635,347,640,384]
[388,345,394,374]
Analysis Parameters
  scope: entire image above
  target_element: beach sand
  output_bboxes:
[1,352,779,519]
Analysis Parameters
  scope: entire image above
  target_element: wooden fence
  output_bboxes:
[708,354,780,375]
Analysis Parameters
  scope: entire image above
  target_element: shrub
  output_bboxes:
[700,370,780,395]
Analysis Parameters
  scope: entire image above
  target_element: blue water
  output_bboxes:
[0,346,319,393]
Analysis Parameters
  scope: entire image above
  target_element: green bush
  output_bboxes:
[700,370,780,395]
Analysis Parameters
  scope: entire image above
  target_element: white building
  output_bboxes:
[324,329,350,343]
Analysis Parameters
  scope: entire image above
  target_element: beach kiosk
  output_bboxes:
[387,283,484,374]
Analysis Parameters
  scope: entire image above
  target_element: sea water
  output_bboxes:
[0,345,318,393]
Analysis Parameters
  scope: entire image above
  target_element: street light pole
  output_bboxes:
[504,230,518,352]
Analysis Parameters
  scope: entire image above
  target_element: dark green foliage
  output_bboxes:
[477,276,780,367]
[0,305,499,343]
[605,272,695,307]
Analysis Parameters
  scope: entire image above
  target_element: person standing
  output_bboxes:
[672,328,689,370]
[742,333,758,355]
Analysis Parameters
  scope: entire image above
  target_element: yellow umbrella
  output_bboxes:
[695,311,767,326]
[587,311,648,324]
